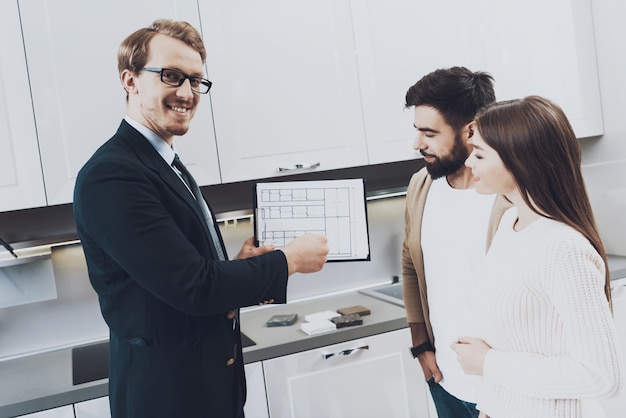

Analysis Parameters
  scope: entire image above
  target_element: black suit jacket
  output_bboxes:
[74,120,289,418]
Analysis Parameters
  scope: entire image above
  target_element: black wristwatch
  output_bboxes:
[409,341,435,358]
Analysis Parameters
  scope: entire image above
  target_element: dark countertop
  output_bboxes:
[0,289,407,418]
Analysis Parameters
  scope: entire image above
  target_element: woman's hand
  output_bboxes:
[450,337,491,375]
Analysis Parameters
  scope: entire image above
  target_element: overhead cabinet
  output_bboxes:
[0,2,46,212]
[351,0,604,166]
[1,0,604,212]
[199,0,603,182]
[17,0,221,206]
[198,0,370,183]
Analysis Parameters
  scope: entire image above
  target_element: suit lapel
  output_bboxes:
[117,121,215,247]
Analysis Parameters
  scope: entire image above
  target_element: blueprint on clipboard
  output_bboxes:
[253,179,370,262]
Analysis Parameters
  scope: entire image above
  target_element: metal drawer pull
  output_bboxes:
[322,345,369,360]
[277,162,320,172]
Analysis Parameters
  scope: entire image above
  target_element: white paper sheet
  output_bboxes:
[254,179,370,261]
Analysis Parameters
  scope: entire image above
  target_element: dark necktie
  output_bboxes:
[172,154,226,260]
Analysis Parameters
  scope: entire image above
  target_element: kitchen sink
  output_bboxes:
[359,281,404,308]
[241,332,256,348]
[72,341,109,385]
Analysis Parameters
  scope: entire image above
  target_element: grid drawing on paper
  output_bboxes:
[258,186,356,257]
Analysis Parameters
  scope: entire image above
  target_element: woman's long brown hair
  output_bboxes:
[475,96,612,310]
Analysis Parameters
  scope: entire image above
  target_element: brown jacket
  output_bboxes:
[401,167,511,345]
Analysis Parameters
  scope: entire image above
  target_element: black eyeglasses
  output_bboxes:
[141,67,212,94]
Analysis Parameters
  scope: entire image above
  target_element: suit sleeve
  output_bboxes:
[74,155,289,316]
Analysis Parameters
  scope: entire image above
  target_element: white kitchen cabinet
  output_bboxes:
[198,0,369,183]
[70,367,268,418]
[479,0,603,139]
[74,396,110,418]
[263,327,430,418]
[18,405,74,418]
[351,0,603,166]
[18,0,221,207]
[7,0,602,211]
[0,1,47,212]
[244,362,269,418]
[70,366,267,418]
[71,366,267,418]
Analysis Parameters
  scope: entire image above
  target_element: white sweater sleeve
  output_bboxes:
[483,238,623,400]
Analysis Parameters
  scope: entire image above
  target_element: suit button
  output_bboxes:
[226,358,235,367]
[227,310,236,319]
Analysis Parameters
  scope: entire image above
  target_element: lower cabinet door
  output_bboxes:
[244,362,269,418]
[19,405,74,418]
[263,328,430,418]
[73,396,110,418]
[70,367,268,418]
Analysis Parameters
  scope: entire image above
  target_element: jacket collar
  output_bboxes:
[115,121,211,238]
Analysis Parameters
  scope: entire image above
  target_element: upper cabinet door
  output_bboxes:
[199,0,368,183]
[0,2,46,212]
[351,0,488,165]
[18,0,220,206]
[479,0,603,139]
[352,0,603,166]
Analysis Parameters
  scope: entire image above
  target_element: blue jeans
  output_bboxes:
[427,377,479,418]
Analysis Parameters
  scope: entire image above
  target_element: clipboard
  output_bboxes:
[253,178,370,262]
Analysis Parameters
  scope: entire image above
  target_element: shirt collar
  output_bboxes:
[124,116,176,165]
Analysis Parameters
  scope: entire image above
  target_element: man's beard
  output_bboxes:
[424,132,469,180]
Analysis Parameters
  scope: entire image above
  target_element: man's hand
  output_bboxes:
[280,234,329,274]
[450,337,491,376]
[235,236,275,260]
[416,350,443,383]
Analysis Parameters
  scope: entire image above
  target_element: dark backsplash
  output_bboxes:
[0,159,423,248]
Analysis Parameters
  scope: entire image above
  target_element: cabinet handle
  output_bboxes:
[277,162,321,172]
[322,344,369,360]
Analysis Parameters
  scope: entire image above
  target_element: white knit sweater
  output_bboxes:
[474,208,623,418]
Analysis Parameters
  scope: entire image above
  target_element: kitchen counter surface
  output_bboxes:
[0,288,407,417]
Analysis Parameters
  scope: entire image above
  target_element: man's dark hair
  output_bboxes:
[405,66,495,131]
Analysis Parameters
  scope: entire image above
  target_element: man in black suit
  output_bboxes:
[73,19,328,418]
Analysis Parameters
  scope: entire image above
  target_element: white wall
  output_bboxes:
[220,195,407,301]
[582,0,626,255]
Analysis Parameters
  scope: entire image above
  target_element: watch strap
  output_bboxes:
[409,341,435,358]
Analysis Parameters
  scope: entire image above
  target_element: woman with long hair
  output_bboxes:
[452,96,623,417]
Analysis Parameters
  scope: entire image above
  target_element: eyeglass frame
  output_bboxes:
[141,67,212,94]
